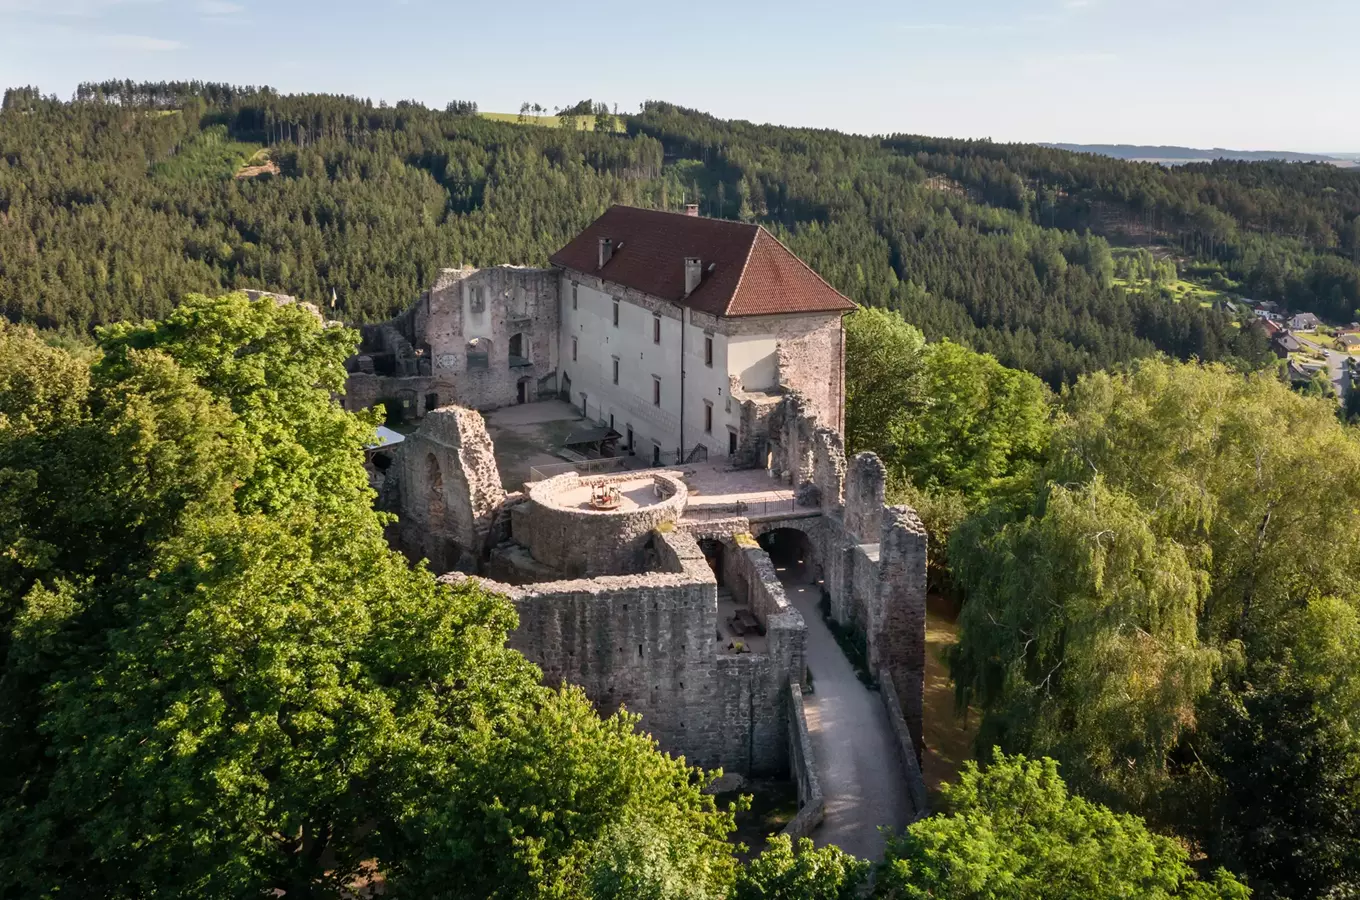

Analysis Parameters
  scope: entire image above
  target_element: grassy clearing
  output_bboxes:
[478,111,625,133]
[151,124,261,182]
[1113,274,1236,308]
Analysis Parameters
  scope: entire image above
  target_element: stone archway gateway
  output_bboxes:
[756,526,822,587]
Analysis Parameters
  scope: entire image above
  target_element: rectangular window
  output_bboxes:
[612,358,619,385]
[572,282,578,309]
[704,402,713,434]
[653,316,661,344]
[613,301,620,327]
[572,337,578,361]
[728,430,738,455]
[704,335,713,367]
[653,378,661,406]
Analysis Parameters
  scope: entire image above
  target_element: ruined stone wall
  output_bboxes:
[844,452,886,544]
[395,407,506,573]
[449,527,807,775]
[425,266,559,410]
[710,536,808,775]
[874,507,928,758]
[452,531,728,767]
[880,668,930,822]
[515,472,688,577]
[723,312,845,437]
[343,266,559,418]
[783,682,825,839]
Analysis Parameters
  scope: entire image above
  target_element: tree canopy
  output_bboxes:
[949,358,1360,898]
[878,751,1249,900]
[0,293,736,898]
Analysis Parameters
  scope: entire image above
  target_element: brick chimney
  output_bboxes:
[598,237,613,268]
[684,204,699,217]
[684,257,702,297]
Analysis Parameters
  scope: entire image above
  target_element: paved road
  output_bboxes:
[778,569,912,860]
[1294,333,1349,399]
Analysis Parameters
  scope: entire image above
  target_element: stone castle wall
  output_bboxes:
[445,528,802,774]
[756,392,928,757]
[396,407,506,572]
[514,472,688,577]
[345,266,559,419]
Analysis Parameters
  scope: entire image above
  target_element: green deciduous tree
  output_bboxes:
[877,751,1249,900]
[0,294,736,898]
[733,835,869,900]
[950,358,1360,896]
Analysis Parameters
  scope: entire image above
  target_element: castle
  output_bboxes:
[345,206,928,825]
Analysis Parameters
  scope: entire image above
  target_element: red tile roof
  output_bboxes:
[549,206,857,318]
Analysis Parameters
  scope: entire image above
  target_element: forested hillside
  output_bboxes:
[19,82,1360,383]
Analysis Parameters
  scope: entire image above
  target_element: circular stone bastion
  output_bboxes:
[521,471,688,576]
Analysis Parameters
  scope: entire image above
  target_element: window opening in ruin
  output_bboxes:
[572,337,578,361]
[516,380,527,405]
[638,644,643,658]
[704,335,713,367]
[729,430,738,455]
[704,401,713,434]
[613,301,620,327]
[652,378,661,406]
[653,316,661,343]
[470,286,486,315]
[612,358,619,385]
[425,392,439,412]
[466,337,491,370]
[508,332,530,368]
[627,425,634,451]
[426,454,446,525]
[652,444,661,466]
[581,393,588,416]
[572,282,578,309]
[609,413,615,430]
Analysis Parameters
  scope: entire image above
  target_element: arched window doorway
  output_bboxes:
[757,528,821,587]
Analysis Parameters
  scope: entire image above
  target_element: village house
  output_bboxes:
[1288,312,1321,331]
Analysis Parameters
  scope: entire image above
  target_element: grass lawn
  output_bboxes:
[479,111,625,133]
[920,596,978,807]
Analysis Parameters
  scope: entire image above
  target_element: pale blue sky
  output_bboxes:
[0,0,1354,151]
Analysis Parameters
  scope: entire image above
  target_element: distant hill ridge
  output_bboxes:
[1043,143,1349,165]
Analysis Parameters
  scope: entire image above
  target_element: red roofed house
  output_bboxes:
[550,205,856,464]
[343,205,857,465]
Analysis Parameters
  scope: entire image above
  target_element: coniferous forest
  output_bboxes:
[14,81,1358,384]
